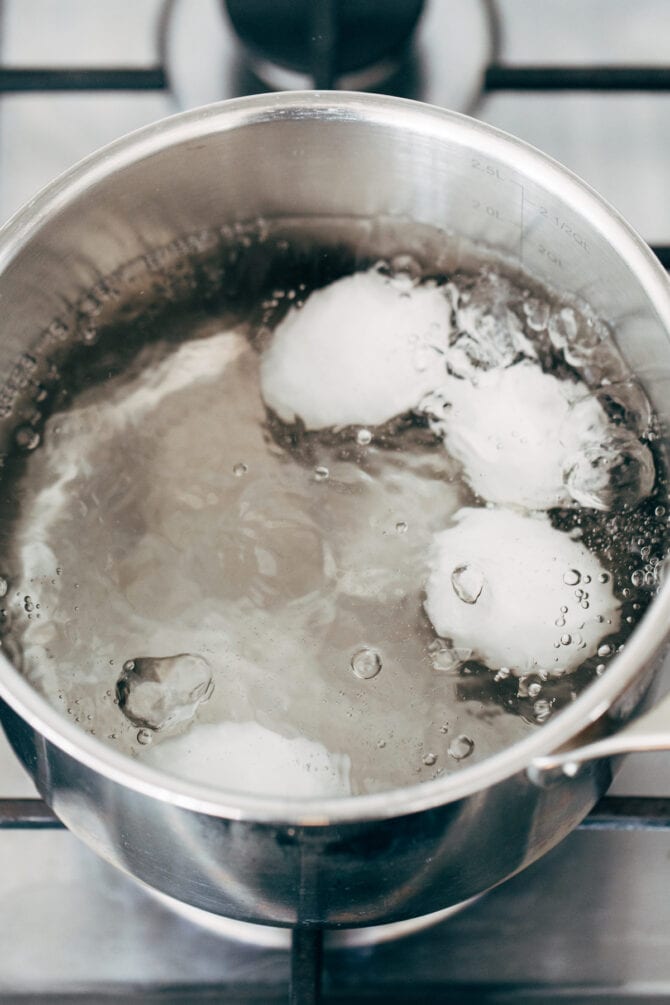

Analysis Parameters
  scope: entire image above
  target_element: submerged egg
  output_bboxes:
[142,720,352,798]
[420,361,654,512]
[424,507,620,677]
[260,266,451,429]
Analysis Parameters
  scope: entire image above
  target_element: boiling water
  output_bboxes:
[0,218,666,797]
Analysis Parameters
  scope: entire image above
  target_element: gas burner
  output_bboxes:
[223,0,424,91]
[166,0,495,113]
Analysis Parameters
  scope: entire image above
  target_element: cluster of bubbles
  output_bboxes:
[445,271,656,515]
[444,272,533,379]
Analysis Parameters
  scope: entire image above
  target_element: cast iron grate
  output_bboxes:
[0,67,167,90]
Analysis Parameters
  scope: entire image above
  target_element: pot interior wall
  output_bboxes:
[0,99,669,431]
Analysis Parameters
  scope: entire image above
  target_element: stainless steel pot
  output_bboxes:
[0,91,670,929]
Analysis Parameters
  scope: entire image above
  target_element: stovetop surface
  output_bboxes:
[0,1,669,1000]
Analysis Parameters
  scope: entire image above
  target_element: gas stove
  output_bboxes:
[0,2,669,1002]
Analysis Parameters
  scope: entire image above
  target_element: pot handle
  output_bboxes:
[528,690,670,782]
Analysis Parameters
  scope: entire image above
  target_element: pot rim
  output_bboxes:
[0,90,669,827]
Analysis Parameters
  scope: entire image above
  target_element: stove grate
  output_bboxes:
[485,65,670,92]
[0,67,167,92]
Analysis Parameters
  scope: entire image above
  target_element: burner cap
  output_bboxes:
[167,0,493,115]
[223,0,425,89]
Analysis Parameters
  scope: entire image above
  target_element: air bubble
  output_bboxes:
[15,425,40,451]
[563,569,581,586]
[590,380,654,438]
[548,305,606,368]
[533,699,552,722]
[389,253,422,281]
[517,674,545,699]
[357,428,372,446]
[451,564,484,605]
[351,647,382,680]
[597,643,612,658]
[117,653,213,731]
[564,429,655,511]
[314,466,330,482]
[0,578,7,598]
[423,752,437,766]
[137,729,153,746]
[233,462,248,477]
[448,735,474,761]
[395,521,408,535]
[548,306,579,351]
[431,645,471,673]
[522,297,549,332]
